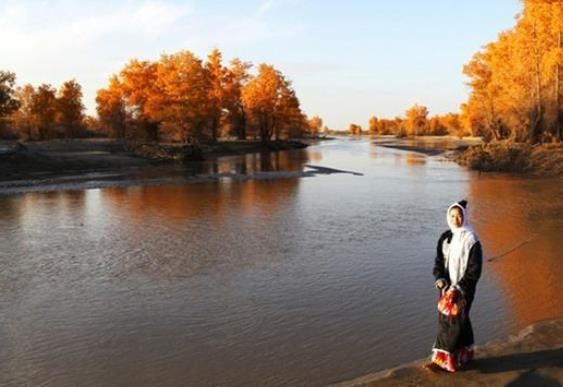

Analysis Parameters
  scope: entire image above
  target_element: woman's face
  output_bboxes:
[449,207,464,229]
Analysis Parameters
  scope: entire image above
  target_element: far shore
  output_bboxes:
[0,138,310,179]
[2,135,561,195]
[333,319,563,386]
[0,138,322,194]
[371,135,483,156]
[372,136,563,177]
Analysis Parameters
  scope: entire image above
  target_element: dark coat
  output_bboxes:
[433,230,483,306]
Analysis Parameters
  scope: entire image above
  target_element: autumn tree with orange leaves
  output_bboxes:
[367,115,404,136]
[307,116,323,136]
[0,71,19,126]
[463,0,563,142]
[155,51,214,143]
[224,59,251,140]
[0,71,19,138]
[96,76,129,138]
[57,79,85,138]
[277,84,306,139]
[118,59,161,141]
[242,63,305,142]
[368,116,380,135]
[348,123,363,136]
[6,77,86,140]
[427,113,464,137]
[11,84,36,140]
[31,84,58,140]
[205,48,228,143]
[404,104,428,136]
[96,49,306,144]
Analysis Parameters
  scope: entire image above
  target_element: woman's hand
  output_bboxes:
[435,279,447,290]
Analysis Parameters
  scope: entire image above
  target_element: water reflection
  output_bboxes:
[0,150,308,292]
[0,196,21,222]
[100,179,299,223]
[468,177,563,330]
[385,152,428,169]
[96,177,303,282]
[205,149,309,176]
[405,153,427,166]
[1,139,562,387]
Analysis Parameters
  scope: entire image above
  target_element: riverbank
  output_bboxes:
[454,142,563,177]
[0,138,309,183]
[373,136,563,177]
[334,319,563,386]
[372,136,482,156]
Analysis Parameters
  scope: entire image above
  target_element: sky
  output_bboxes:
[0,0,521,130]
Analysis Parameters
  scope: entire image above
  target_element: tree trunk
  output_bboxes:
[236,105,247,140]
[558,1,562,141]
[269,116,276,141]
[211,116,219,144]
[531,20,543,143]
[488,98,501,141]
[259,114,268,143]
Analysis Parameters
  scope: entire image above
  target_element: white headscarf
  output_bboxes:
[444,201,478,288]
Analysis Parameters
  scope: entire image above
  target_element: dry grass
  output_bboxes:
[455,142,563,177]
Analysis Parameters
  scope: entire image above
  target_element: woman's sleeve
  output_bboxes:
[458,241,483,294]
[433,232,448,282]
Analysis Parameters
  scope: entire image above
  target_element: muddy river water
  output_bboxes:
[0,138,561,386]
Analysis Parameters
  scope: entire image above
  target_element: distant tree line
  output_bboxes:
[0,71,86,140]
[0,48,323,143]
[360,1,563,143]
[96,49,317,144]
[357,104,465,138]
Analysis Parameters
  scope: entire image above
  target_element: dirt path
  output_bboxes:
[333,319,563,386]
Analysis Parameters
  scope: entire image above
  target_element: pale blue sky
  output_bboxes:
[0,0,521,130]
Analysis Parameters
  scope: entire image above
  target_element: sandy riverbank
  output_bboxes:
[0,139,310,179]
[0,139,367,195]
[372,136,483,156]
[372,136,563,177]
[333,319,563,386]
[0,138,312,192]
[454,142,563,178]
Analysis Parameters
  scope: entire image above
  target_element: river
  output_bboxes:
[0,138,561,386]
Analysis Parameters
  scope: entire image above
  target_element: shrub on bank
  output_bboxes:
[455,142,563,177]
[528,143,563,177]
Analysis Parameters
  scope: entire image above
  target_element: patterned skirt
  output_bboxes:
[431,292,475,372]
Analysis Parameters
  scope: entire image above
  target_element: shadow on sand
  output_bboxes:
[467,348,563,386]
[467,348,563,374]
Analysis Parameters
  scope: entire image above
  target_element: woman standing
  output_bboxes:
[430,200,483,372]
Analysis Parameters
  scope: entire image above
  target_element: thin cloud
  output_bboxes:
[0,1,191,54]
[0,0,304,115]
[257,0,277,15]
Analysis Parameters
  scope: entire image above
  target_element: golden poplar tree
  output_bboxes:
[57,79,84,138]
[205,48,228,142]
[155,51,213,143]
[368,116,380,135]
[463,0,563,142]
[223,59,251,139]
[404,104,428,136]
[348,123,362,136]
[119,59,161,141]
[96,76,129,138]
[242,64,304,142]
[31,84,58,139]
[11,84,35,140]
[307,116,323,136]
[0,71,20,132]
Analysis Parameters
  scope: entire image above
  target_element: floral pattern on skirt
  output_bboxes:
[431,346,474,372]
[431,289,475,372]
